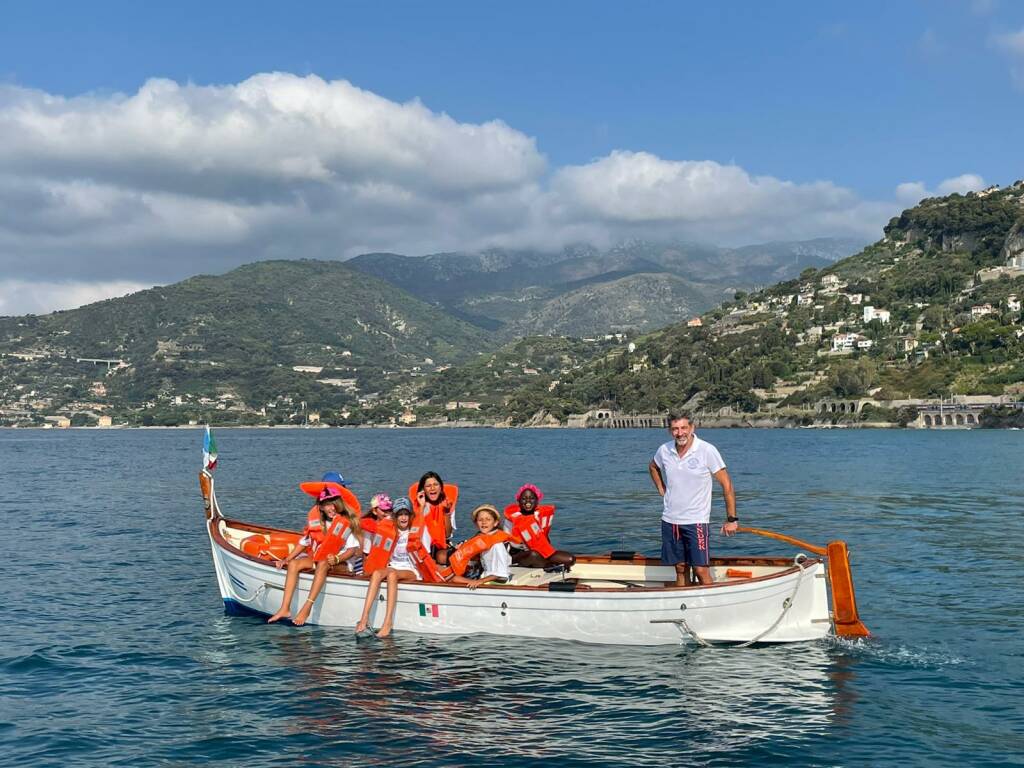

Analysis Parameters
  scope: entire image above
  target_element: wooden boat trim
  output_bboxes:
[210,516,822,594]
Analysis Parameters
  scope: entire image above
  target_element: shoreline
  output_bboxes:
[0,421,984,431]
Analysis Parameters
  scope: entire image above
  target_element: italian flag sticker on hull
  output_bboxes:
[418,604,440,618]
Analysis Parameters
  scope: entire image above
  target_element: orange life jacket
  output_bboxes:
[504,504,556,558]
[364,518,398,575]
[407,519,445,583]
[409,482,459,548]
[303,506,327,548]
[364,516,444,581]
[311,513,356,562]
[445,530,513,577]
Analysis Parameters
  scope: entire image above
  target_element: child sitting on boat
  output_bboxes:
[357,493,393,571]
[410,471,458,566]
[355,496,434,638]
[446,504,512,589]
[268,483,364,626]
[504,484,575,570]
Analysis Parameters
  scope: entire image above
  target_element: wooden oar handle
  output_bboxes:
[736,526,828,556]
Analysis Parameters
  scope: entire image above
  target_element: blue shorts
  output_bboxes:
[661,521,711,567]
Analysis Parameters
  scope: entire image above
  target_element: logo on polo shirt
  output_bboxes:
[686,457,700,469]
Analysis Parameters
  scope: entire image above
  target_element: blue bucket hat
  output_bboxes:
[321,471,351,488]
[392,496,412,514]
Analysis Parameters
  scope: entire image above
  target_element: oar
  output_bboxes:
[736,526,827,556]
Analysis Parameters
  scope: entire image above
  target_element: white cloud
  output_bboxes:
[895,181,929,204]
[894,174,986,206]
[991,26,1024,86]
[0,72,982,314]
[0,279,152,316]
[992,27,1024,56]
[936,173,986,195]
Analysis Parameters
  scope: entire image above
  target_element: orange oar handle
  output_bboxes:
[737,526,870,637]
[736,526,828,556]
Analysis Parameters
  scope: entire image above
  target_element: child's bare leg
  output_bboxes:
[268,557,312,622]
[294,561,331,626]
[355,570,386,633]
[376,570,414,638]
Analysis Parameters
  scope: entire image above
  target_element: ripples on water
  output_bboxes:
[1,428,1022,766]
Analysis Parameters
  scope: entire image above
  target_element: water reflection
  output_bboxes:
[199,621,844,766]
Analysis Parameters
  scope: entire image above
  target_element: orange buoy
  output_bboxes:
[241,535,268,557]
[241,534,293,560]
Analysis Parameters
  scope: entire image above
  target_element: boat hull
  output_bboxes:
[209,519,832,646]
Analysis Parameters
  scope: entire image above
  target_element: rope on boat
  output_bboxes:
[660,554,808,649]
[226,581,268,604]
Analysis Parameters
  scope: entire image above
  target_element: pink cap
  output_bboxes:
[516,483,543,502]
[318,484,343,502]
[371,493,393,512]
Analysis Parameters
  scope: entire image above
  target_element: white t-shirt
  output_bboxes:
[388,527,433,579]
[502,518,524,550]
[653,436,726,525]
[479,541,511,580]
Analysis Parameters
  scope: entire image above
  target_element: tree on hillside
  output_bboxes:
[829,359,876,397]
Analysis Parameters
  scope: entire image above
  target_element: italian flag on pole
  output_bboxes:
[203,426,218,471]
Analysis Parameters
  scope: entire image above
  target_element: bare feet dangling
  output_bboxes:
[293,600,315,626]
[267,609,291,624]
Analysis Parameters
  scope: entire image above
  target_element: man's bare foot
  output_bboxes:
[355,620,368,634]
[267,609,291,624]
[293,601,313,626]
[375,624,393,638]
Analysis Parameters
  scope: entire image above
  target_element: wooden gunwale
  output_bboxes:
[211,517,821,594]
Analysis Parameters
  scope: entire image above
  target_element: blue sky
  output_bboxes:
[4,1,1021,195]
[1,1,1022,313]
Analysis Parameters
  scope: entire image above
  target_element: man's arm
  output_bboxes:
[648,459,666,496]
[713,467,738,536]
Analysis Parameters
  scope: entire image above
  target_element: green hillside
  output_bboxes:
[414,184,1024,424]
[0,260,491,425]
[347,239,861,337]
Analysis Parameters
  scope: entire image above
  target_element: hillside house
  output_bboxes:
[1007,295,1021,313]
[863,306,890,324]
[970,304,995,319]
[832,332,861,351]
[686,317,703,327]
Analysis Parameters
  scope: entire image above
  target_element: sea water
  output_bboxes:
[1,428,1021,766]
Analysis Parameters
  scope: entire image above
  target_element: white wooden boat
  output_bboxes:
[201,471,869,646]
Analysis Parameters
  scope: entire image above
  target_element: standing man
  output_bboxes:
[648,412,738,586]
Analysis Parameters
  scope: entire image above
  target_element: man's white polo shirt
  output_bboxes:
[653,436,726,525]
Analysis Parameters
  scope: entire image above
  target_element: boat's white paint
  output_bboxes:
[209,518,832,646]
